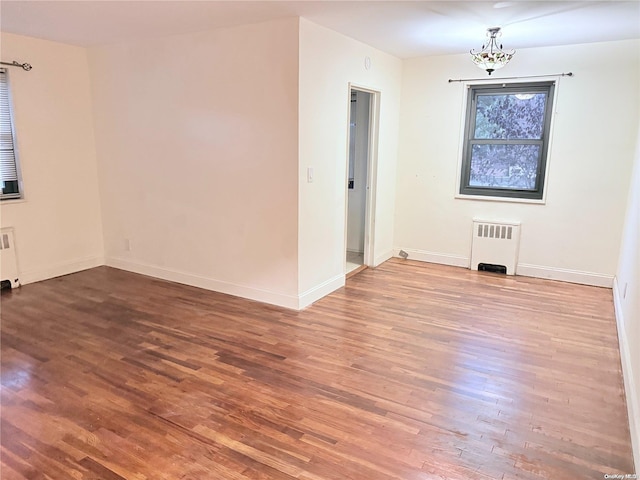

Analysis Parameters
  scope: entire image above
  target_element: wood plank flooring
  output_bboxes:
[1,259,634,479]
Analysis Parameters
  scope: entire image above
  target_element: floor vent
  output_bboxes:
[478,263,507,275]
[0,227,20,288]
[471,220,521,275]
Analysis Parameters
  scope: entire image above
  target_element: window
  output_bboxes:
[459,81,555,200]
[0,68,22,200]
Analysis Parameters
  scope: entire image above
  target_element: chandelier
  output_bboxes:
[470,27,515,75]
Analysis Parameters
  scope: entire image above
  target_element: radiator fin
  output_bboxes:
[477,224,513,240]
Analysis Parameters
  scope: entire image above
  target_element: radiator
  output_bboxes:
[0,227,20,288]
[470,220,521,275]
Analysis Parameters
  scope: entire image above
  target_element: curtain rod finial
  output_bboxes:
[15,61,32,71]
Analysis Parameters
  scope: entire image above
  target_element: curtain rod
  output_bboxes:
[448,72,573,83]
[0,61,32,71]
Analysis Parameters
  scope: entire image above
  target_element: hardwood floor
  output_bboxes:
[1,259,634,479]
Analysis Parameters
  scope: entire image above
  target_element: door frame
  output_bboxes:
[344,83,381,271]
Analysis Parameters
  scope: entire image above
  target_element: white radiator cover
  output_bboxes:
[0,227,20,288]
[470,220,521,275]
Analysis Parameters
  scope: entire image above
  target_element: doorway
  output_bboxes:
[345,88,375,275]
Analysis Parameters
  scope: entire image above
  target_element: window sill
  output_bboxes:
[1,198,26,205]
[455,193,546,205]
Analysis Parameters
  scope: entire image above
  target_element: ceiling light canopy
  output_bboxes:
[470,27,515,75]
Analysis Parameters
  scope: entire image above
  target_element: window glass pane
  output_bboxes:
[474,93,547,140]
[469,144,540,190]
[0,150,18,183]
[2,180,18,195]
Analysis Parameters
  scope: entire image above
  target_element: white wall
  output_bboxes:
[394,39,640,287]
[0,33,104,284]
[88,18,300,308]
[615,125,640,470]
[298,19,402,306]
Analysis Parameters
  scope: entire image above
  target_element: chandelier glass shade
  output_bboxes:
[470,27,515,75]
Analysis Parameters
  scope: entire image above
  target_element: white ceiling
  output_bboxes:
[1,1,639,58]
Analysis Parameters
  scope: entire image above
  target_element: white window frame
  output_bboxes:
[0,68,24,201]
[454,76,561,204]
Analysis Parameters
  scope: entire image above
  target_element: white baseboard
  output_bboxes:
[373,249,393,267]
[517,263,614,288]
[392,248,614,288]
[19,255,105,285]
[393,247,469,268]
[106,256,300,310]
[613,277,640,472]
[298,273,345,310]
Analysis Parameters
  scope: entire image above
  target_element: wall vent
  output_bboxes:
[0,227,20,288]
[470,220,521,275]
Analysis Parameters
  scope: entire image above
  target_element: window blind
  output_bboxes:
[0,68,20,200]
